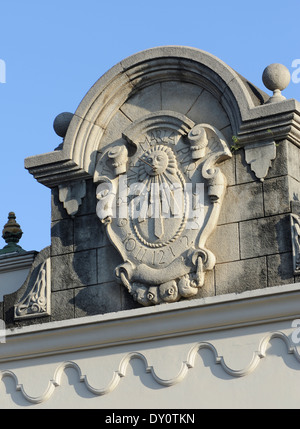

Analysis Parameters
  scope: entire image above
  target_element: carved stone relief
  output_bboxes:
[94,111,232,306]
[58,180,86,216]
[290,213,300,275]
[244,140,276,182]
[14,258,51,319]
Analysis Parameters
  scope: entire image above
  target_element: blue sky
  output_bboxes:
[0,0,299,252]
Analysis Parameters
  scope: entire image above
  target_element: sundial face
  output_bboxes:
[94,111,231,306]
[128,144,186,245]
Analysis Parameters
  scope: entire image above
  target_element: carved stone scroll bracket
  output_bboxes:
[290,213,300,275]
[58,180,86,217]
[244,140,276,182]
[14,258,51,320]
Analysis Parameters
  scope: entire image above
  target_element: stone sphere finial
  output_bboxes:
[262,63,291,103]
[53,112,73,138]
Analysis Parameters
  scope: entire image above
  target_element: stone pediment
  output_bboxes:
[25,46,300,188]
[17,45,300,318]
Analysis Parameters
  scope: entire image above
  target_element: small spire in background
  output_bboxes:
[0,212,24,255]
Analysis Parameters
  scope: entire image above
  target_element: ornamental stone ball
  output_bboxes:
[53,112,74,138]
[262,63,291,103]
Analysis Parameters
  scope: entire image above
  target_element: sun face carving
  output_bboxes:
[138,145,177,182]
[143,151,169,176]
[132,145,184,242]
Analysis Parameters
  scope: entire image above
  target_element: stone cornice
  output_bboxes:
[2,282,300,364]
[237,99,300,146]
[0,251,36,273]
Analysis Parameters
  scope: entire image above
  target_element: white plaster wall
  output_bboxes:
[0,269,30,300]
[1,284,300,409]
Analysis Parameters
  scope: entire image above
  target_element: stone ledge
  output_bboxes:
[0,251,36,273]
[2,282,300,364]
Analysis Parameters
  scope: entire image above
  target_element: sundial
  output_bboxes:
[94,111,231,306]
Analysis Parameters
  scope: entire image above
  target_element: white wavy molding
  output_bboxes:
[1,331,299,405]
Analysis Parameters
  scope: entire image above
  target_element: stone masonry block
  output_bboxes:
[215,256,267,295]
[239,215,291,260]
[263,175,300,217]
[220,156,236,187]
[188,89,231,132]
[51,218,74,256]
[218,182,264,224]
[161,81,203,116]
[207,223,239,263]
[76,179,97,217]
[74,282,123,317]
[51,289,74,321]
[51,250,97,291]
[197,269,215,298]
[268,140,289,179]
[267,252,295,288]
[97,245,123,285]
[120,83,161,122]
[286,140,300,183]
[51,188,68,221]
[99,109,132,147]
[74,214,109,252]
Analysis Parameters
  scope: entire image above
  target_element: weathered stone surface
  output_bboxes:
[263,175,300,216]
[120,83,161,121]
[97,245,122,285]
[267,252,295,287]
[220,156,236,187]
[206,223,239,263]
[51,188,69,221]
[286,140,300,182]
[51,219,74,256]
[195,269,215,298]
[74,214,108,252]
[215,257,267,295]
[218,182,264,224]
[267,140,289,179]
[51,289,74,321]
[98,109,132,147]
[239,215,291,259]
[74,282,122,317]
[76,179,98,217]
[51,250,97,290]
[161,81,203,115]
[187,89,231,132]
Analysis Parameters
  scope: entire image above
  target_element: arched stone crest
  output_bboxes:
[25,46,262,187]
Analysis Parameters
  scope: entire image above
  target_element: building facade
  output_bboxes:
[1,46,300,408]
